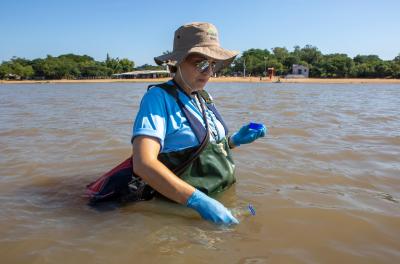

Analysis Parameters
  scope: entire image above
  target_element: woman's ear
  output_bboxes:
[168,65,177,73]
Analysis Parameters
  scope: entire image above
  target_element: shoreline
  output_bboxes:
[1,77,400,84]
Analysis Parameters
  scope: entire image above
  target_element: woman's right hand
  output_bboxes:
[186,189,239,225]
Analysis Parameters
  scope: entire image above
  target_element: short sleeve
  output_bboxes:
[132,88,168,148]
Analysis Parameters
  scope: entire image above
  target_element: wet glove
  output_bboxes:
[186,189,239,225]
[230,123,267,147]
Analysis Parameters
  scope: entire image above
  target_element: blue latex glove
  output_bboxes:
[186,189,239,225]
[231,123,267,146]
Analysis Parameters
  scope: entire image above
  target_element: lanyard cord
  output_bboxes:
[193,93,220,141]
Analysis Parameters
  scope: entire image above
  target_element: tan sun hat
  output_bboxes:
[154,22,239,71]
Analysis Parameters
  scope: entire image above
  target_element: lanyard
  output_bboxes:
[192,93,220,141]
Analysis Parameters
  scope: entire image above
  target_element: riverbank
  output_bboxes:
[1,77,400,84]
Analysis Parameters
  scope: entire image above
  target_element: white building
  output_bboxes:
[291,64,309,78]
[112,70,170,79]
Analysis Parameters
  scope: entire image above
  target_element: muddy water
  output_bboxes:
[0,82,399,263]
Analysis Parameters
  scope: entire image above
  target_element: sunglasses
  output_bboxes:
[195,60,217,74]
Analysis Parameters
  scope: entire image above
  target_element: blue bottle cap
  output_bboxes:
[249,122,264,131]
[248,204,256,216]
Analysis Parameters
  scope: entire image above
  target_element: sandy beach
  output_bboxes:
[1,77,400,84]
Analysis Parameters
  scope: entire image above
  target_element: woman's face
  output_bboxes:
[178,54,216,91]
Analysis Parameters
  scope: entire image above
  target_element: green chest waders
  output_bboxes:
[157,83,236,195]
[159,136,235,195]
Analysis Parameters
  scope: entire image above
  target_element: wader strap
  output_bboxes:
[147,82,207,145]
[147,83,211,176]
[174,91,210,175]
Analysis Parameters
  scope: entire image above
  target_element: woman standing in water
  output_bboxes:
[130,22,267,225]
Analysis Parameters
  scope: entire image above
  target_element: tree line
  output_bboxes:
[1,45,400,79]
[222,45,400,78]
[0,54,141,80]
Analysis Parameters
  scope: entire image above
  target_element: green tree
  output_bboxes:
[241,49,270,75]
[314,54,354,78]
[391,54,400,78]
[282,55,301,73]
[298,45,323,65]
[0,58,34,79]
[136,64,164,70]
[271,47,289,62]
[119,58,134,72]
[353,54,386,77]
[353,55,381,64]
[0,63,12,79]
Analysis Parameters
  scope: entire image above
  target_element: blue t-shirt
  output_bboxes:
[132,80,226,153]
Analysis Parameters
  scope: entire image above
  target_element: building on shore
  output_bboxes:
[5,73,21,80]
[112,70,170,79]
[286,64,309,78]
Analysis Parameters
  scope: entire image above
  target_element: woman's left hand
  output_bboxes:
[230,123,267,147]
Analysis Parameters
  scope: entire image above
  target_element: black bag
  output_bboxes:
[86,157,155,204]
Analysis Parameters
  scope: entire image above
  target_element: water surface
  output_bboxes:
[1,82,399,263]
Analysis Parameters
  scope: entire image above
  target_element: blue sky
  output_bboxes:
[1,0,399,65]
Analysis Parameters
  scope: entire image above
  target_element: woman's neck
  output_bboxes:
[173,77,195,97]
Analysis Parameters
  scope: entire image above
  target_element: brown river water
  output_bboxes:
[0,82,399,263]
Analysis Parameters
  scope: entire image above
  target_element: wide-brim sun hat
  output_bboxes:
[154,22,239,71]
